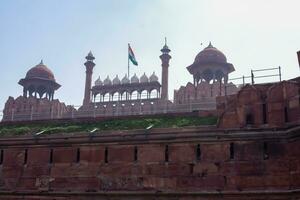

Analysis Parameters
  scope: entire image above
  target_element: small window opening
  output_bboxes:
[262,103,267,124]
[104,147,108,163]
[0,149,3,165]
[230,143,234,160]
[196,144,201,161]
[134,146,138,162]
[284,106,289,123]
[263,142,269,160]
[165,145,169,163]
[246,113,253,125]
[49,149,53,164]
[76,148,80,163]
[24,149,28,165]
[189,163,194,174]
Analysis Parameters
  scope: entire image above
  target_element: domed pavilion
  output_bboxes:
[174,42,238,105]
[187,42,235,85]
[18,60,61,100]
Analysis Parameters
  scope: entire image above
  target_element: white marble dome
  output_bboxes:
[140,73,149,83]
[112,75,121,85]
[131,73,139,83]
[94,76,102,86]
[149,72,158,82]
[121,74,130,84]
[103,76,112,85]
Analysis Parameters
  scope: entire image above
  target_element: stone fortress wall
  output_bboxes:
[0,126,299,199]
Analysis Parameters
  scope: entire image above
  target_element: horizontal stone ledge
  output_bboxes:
[0,189,300,197]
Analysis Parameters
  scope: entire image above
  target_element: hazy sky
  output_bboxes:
[0,0,299,111]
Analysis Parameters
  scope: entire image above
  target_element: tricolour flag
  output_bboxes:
[128,44,138,66]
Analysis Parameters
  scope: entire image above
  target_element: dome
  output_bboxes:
[140,73,149,83]
[103,76,112,85]
[131,73,139,83]
[112,75,121,85]
[149,72,158,82]
[94,76,102,86]
[194,42,227,64]
[121,74,130,84]
[25,60,55,81]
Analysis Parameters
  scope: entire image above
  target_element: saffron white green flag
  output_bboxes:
[128,44,138,66]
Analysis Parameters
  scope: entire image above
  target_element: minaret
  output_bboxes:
[160,38,171,100]
[83,51,96,106]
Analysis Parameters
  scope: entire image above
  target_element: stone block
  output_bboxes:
[27,148,50,165]
[108,145,134,163]
[80,146,104,163]
[201,143,229,162]
[139,144,164,163]
[3,148,25,167]
[169,144,195,163]
[53,147,77,163]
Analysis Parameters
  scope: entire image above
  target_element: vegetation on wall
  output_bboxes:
[0,116,217,136]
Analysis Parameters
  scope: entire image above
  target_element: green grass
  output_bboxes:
[0,116,217,136]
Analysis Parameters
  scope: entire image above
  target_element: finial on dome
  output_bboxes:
[165,37,167,46]
[39,59,44,65]
[207,41,213,48]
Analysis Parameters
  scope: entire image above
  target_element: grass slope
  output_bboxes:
[0,116,217,136]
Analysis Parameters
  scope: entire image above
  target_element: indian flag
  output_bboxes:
[128,44,138,66]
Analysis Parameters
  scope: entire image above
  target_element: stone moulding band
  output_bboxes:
[0,189,300,197]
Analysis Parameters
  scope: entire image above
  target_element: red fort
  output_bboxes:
[0,41,300,199]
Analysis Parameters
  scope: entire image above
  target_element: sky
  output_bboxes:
[0,0,299,112]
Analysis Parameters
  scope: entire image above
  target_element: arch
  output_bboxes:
[150,89,158,99]
[131,90,139,100]
[103,93,110,102]
[28,85,35,97]
[112,92,120,101]
[215,70,225,82]
[37,85,47,98]
[140,90,148,99]
[121,91,129,101]
[202,69,213,83]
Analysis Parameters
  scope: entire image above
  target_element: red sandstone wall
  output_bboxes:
[0,138,299,195]
[218,80,300,128]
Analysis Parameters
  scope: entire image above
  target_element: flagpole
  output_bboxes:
[128,43,130,78]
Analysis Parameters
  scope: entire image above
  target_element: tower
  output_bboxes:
[83,51,96,106]
[160,38,171,100]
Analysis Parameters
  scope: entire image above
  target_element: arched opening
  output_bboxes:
[131,91,139,100]
[215,70,225,83]
[150,89,158,99]
[103,93,110,102]
[112,92,119,101]
[140,90,148,99]
[121,91,127,101]
[37,85,47,98]
[202,69,213,83]
[28,85,35,97]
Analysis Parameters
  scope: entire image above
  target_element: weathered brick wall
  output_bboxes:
[0,126,299,199]
[218,80,300,128]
